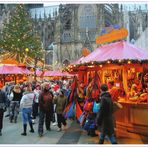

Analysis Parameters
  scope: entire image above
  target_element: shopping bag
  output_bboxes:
[92,101,100,113]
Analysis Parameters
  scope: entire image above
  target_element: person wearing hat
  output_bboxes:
[9,84,23,123]
[0,83,8,136]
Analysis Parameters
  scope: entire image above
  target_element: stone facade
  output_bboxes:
[1,4,148,67]
[48,4,123,65]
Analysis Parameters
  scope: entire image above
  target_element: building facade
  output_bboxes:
[31,4,123,66]
[0,4,148,67]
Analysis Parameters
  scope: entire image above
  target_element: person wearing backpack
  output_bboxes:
[0,84,8,136]
[97,84,117,144]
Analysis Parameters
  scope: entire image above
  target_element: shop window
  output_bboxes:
[62,32,72,42]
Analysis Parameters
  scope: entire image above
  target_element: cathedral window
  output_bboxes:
[104,4,114,27]
[79,5,96,29]
[62,31,72,42]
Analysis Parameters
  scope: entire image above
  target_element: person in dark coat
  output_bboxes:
[0,84,8,136]
[9,85,23,123]
[97,84,117,144]
[38,82,54,137]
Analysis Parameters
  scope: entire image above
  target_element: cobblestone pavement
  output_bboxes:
[0,112,148,144]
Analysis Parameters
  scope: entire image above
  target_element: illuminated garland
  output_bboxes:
[64,59,148,72]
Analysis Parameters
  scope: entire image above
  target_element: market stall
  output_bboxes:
[43,70,74,81]
[0,64,32,85]
[67,40,148,136]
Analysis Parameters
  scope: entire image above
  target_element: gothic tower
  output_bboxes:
[53,4,123,66]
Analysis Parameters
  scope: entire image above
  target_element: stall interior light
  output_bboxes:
[128,61,131,64]
[99,65,103,67]
[119,59,121,62]
[107,61,110,64]
[88,65,94,68]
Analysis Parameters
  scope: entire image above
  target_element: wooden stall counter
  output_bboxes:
[115,100,148,137]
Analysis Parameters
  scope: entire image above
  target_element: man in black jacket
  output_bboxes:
[97,84,117,144]
[0,84,8,136]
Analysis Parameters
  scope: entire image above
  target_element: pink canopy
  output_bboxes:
[71,56,85,64]
[44,70,74,77]
[0,65,26,74]
[82,41,148,63]
[28,70,43,76]
[36,70,43,77]
[19,67,31,75]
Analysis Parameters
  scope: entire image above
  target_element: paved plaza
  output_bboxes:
[0,112,148,145]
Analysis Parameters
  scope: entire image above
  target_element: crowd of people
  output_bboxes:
[0,77,119,144]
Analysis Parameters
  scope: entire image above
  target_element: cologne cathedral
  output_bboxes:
[0,4,148,66]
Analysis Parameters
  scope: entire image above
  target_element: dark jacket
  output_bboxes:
[97,91,114,136]
[39,90,54,114]
[12,90,23,102]
[0,89,8,110]
[54,95,67,114]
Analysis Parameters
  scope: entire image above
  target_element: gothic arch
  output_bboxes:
[78,4,97,41]
[78,4,97,29]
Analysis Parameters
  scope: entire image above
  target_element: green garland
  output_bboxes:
[63,59,148,72]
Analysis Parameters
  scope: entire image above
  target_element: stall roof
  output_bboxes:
[44,70,74,77]
[81,40,148,63]
[0,65,30,75]
[71,56,85,65]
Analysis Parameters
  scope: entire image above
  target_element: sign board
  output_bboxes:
[96,28,128,45]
